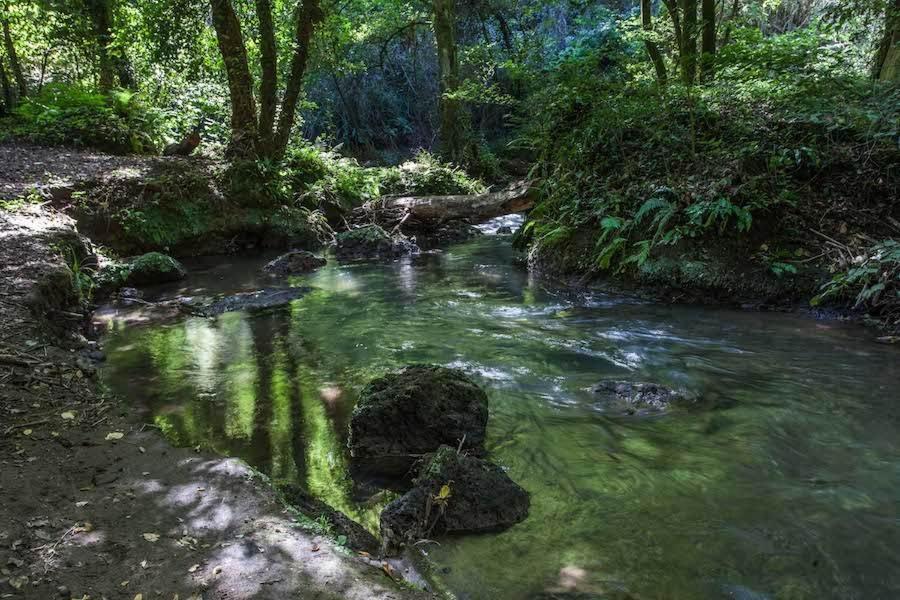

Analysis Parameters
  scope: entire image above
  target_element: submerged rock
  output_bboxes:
[348,365,488,478]
[126,252,186,286]
[411,222,481,250]
[380,446,529,554]
[496,225,514,234]
[592,380,694,414]
[263,250,326,276]
[335,225,418,261]
[181,286,311,317]
[278,484,380,554]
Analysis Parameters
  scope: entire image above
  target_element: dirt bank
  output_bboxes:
[0,205,432,599]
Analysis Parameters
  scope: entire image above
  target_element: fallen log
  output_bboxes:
[351,180,537,230]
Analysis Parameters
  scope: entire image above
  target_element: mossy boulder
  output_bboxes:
[380,446,530,554]
[335,225,418,261]
[348,365,489,478]
[263,250,326,276]
[125,252,186,286]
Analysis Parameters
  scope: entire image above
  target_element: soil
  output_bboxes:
[0,204,433,599]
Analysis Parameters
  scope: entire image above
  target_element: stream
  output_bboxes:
[97,221,900,599]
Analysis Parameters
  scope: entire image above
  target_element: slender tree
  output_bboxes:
[874,0,900,80]
[700,0,716,81]
[679,0,698,84]
[210,0,324,160]
[432,0,465,162]
[1,16,26,98]
[641,0,667,83]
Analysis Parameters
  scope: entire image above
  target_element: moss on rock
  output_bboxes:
[126,252,186,286]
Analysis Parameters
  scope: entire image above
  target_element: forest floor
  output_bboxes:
[0,204,431,599]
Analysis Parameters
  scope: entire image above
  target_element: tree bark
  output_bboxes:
[433,0,464,163]
[678,0,697,85]
[0,56,13,113]
[255,0,278,152]
[1,17,26,98]
[352,181,537,229]
[641,0,667,84]
[874,0,900,81]
[210,0,259,158]
[272,0,323,159]
[84,0,115,91]
[700,0,716,81]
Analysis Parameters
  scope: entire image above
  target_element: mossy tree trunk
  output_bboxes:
[1,16,25,99]
[874,0,900,81]
[641,0,667,84]
[0,56,13,113]
[433,0,465,163]
[678,0,697,85]
[700,0,716,81]
[209,0,322,161]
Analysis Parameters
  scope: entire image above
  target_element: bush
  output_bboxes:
[6,83,165,153]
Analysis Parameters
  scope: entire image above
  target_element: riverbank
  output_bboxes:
[0,205,432,599]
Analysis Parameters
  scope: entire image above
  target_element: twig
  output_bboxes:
[0,354,36,368]
[3,419,49,435]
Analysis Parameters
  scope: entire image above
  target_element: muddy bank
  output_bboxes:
[0,206,432,599]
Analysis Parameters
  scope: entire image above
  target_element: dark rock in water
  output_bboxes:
[263,250,326,276]
[496,225,514,234]
[349,365,488,478]
[278,484,380,554]
[126,252,186,286]
[592,380,694,414]
[182,286,311,317]
[335,225,418,261]
[380,446,529,554]
[411,222,481,250]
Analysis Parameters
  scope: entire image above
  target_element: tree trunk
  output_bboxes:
[1,18,26,98]
[494,11,513,53]
[210,0,259,158]
[700,0,716,81]
[874,0,900,81]
[0,57,13,114]
[720,0,740,48]
[433,0,464,163]
[641,0,667,84]
[85,0,115,91]
[272,0,323,160]
[678,0,697,85]
[351,181,537,230]
[255,0,278,152]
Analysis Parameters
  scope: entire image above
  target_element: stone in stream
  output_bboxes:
[348,365,488,478]
[496,225,514,234]
[335,224,419,261]
[263,250,326,276]
[591,380,695,414]
[125,252,186,286]
[380,445,530,555]
[180,286,312,317]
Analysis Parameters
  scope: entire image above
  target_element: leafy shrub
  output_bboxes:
[377,150,485,196]
[7,83,165,153]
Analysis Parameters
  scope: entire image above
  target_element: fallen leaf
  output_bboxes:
[22,429,32,436]
[382,561,397,580]
[75,501,89,508]
[8,575,27,589]
[213,565,223,576]
[134,594,143,600]
[357,551,371,558]
[142,532,160,543]
[140,560,148,569]
[311,544,320,552]
[120,580,129,587]
[138,446,146,453]
[105,432,124,441]
[188,564,200,573]
[61,411,75,420]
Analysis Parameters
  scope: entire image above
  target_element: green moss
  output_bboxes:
[126,252,186,286]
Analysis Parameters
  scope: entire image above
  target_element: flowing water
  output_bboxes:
[98,224,900,599]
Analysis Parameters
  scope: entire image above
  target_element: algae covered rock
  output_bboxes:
[592,380,695,414]
[126,252,186,286]
[263,250,326,276]
[348,365,488,477]
[380,446,530,553]
[335,225,418,261]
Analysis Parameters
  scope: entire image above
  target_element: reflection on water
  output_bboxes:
[100,232,900,600]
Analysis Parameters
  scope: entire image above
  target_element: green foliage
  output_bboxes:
[64,248,96,304]
[812,241,900,319]
[519,21,899,283]
[377,150,485,196]
[6,84,164,153]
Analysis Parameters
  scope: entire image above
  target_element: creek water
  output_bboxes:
[98,223,899,600]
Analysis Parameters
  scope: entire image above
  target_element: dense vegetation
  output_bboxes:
[1,0,897,328]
